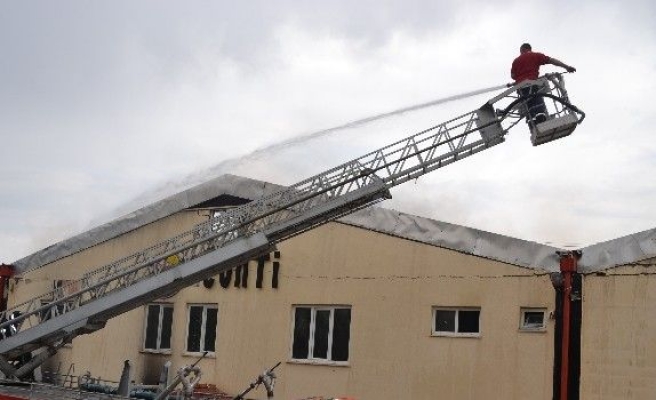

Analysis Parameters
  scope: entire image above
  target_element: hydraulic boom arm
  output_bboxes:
[0,74,584,377]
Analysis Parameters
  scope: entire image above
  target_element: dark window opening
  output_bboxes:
[144,304,173,351]
[433,308,480,336]
[186,305,218,353]
[292,306,351,362]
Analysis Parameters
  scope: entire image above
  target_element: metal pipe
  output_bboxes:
[558,251,580,400]
[0,265,14,313]
[154,352,206,400]
[560,268,571,400]
[233,362,280,400]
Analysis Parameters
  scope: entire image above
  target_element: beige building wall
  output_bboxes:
[9,210,210,380]
[11,210,210,305]
[14,218,557,400]
[580,260,656,400]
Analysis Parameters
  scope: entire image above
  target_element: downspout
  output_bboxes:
[0,264,14,312]
[554,250,582,400]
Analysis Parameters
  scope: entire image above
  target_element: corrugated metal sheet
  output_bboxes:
[12,174,656,275]
[577,227,656,272]
[339,207,562,272]
[12,174,283,274]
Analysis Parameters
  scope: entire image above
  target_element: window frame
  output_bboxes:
[185,304,218,355]
[431,307,481,338]
[290,305,351,365]
[142,303,174,353]
[519,307,547,332]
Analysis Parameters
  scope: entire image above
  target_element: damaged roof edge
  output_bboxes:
[12,174,656,276]
[339,209,656,274]
[12,174,285,274]
[578,227,656,273]
[338,207,563,273]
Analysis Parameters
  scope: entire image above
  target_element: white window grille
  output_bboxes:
[291,305,351,363]
[432,307,481,337]
[143,304,173,352]
[520,308,547,331]
[186,304,218,353]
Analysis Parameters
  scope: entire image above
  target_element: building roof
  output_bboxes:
[577,227,656,272]
[338,208,562,272]
[13,174,284,274]
[12,174,656,275]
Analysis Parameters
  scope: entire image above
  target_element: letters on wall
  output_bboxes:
[211,250,280,290]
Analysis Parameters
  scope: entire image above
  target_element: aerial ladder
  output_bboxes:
[0,73,584,379]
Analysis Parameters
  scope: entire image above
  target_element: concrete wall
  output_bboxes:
[12,217,558,400]
[580,261,656,400]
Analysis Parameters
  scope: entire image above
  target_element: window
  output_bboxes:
[432,307,480,337]
[143,304,173,352]
[186,304,218,353]
[291,306,351,363]
[520,308,547,331]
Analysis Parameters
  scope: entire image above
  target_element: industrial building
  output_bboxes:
[5,174,655,400]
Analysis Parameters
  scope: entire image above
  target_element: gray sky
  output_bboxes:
[2,0,655,263]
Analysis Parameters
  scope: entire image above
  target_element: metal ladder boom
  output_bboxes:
[0,74,583,377]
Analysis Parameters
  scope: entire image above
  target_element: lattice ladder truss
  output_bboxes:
[0,74,583,378]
